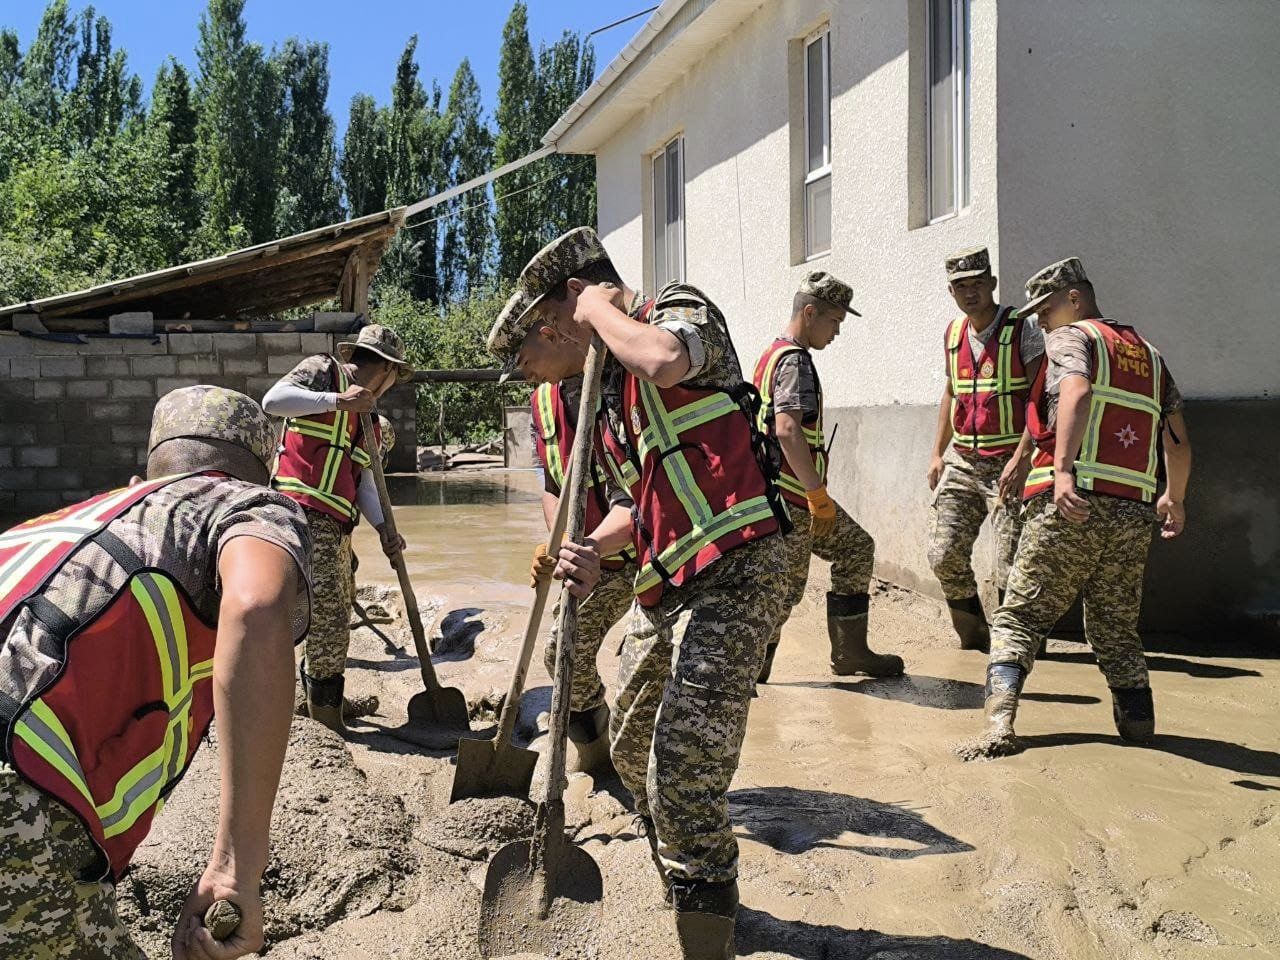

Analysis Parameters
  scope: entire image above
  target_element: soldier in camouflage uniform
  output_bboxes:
[973,258,1192,757]
[490,228,789,959]
[926,247,1044,651]
[753,271,904,682]
[0,386,312,959]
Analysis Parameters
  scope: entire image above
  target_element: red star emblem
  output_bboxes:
[1116,424,1139,448]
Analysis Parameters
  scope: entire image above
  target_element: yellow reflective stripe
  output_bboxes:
[98,742,168,838]
[952,432,1022,448]
[131,578,175,699]
[273,477,358,519]
[1075,463,1157,495]
[1091,385,1162,417]
[14,700,94,808]
[637,392,737,462]
[757,343,826,477]
[634,496,777,595]
[286,419,341,441]
[637,381,715,527]
[190,658,214,682]
[535,385,565,489]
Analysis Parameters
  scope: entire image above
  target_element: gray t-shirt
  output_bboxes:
[769,341,821,425]
[963,306,1045,368]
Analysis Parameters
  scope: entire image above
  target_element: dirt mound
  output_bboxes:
[421,796,536,861]
[118,719,414,955]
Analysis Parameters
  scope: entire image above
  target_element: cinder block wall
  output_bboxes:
[0,332,418,518]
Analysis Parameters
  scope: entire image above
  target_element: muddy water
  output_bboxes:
[325,473,1277,959]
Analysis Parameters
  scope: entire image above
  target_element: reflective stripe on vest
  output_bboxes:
[946,310,1030,453]
[752,339,826,507]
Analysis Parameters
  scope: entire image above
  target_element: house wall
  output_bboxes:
[589,0,1279,637]
[0,332,418,519]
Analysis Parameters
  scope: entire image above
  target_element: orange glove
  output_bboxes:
[530,542,557,589]
[806,486,837,539]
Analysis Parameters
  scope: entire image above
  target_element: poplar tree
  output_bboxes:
[341,94,388,218]
[493,1,540,281]
[275,38,342,235]
[439,58,493,301]
[64,8,141,148]
[150,58,199,247]
[535,32,597,237]
[18,0,76,132]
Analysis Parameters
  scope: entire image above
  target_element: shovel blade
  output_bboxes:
[450,736,538,805]
[393,685,472,750]
[478,837,603,959]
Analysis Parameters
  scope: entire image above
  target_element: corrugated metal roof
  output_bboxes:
[0,207,405,323]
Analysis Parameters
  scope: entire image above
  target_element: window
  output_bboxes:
[652,136,685,288]
[803,29,831,258]
[926,0,970,222]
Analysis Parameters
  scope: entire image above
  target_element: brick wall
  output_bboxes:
[0,332,418,518]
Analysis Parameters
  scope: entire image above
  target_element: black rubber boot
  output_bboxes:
[1111,687,1155,744]
[671,878,738,960]
[756,643,779,684]
[297,662,378,722]
[829,593,904,677]
[981,663,1026,753]
[566,703,615,777]
[302,668,347,734]
[947,595,990,652]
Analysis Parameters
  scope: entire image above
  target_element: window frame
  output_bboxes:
[651,134,686,288]
[925,0,971,224]
[803,26,832,259]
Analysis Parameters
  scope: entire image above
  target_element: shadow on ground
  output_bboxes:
[737,907,1032,958]
[729,787,972,859]
[1051,650,1264,679]
[771,676,1098,710]
[1017,731,1280,779]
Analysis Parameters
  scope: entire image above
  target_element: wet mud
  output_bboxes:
[127,470,1278,959]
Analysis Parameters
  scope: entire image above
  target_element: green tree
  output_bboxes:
[0,29,22,98]
[493,1,541,282]
[150,57,199,250]
[64,8,141,148]
[18,0,76,131]
[439,58,493,301]
[535,32,597,237]
[341,93,388,217]
[192,0,283,252]
[275,37,342,235]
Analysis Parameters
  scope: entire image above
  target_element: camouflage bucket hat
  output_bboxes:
[945,246,991,281]
[338,324,415,383]
[1016,257,1090,318]
[378,415,396,457]
[514,226,612,327]
[149,385,277,469]
[799,270,862,317]
[486,287,534,382]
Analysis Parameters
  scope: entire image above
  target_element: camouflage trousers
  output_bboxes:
[0,765,144,960]
[991,493,1153,687]
[544,559,636,713]
[926,447,1022,600]
[781,499,874,609]
[610,536,789,884]
[302,508,355,681]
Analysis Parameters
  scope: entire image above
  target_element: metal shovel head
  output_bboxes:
[387,686,473,750]
[478,836,603,959]
[451,735,538,805]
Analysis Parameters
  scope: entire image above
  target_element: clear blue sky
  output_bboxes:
[4,1,652,134]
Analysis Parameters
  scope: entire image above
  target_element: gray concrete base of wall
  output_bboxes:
[820,399,1279,643]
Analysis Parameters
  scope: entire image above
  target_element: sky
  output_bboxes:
[2,0,654,134]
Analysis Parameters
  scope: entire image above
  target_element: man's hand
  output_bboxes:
[806,486,837,539]
[998,456,1031,504]
[927,456,945,492]
[1155,493,1186,539]
[171,863,263,960]
[530,542,556,589]
[554,540,601,598]
[336,384,375,413]
[377,524,406,558]
[1053,472,1091,523]
[572,282,626,333]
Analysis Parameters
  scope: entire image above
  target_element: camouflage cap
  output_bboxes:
[514,226,612,325]
[945,246,991,281]
[338,324,415,383]
[148,385,277,468]
[1016,257,1090,318]
[378,415,396,456]
[486,287,534,381]
[799,270,862,317]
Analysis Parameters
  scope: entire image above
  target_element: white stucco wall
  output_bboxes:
[595,0,1003,409]
[995,0,1280,400]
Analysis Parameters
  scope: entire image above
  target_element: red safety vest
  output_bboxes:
[752,338,827,508]
[531,382,636,570]
[1023,319,1164,503]
[946,307,1031,456]
[0,475,220,880]
[594,295,784,607]
[272,356,378,529]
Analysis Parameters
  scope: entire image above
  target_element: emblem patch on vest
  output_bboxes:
[630,405,642,435]
[980,359,995,379]
[1116,423,1139,448]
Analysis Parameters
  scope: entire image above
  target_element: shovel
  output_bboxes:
[450,461,575,803]
[477,336,607,958]
[359,412,472,749]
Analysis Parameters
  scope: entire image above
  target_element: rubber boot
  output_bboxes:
[981,663,1026,753]
[671,878,738,960]
[756,642,779,684]
[297,663,379,722]
[828,593,904,677]
[566,703,615,777]
[303,669,347,734]
[947,595,990,652]
[1111,687,1155,744]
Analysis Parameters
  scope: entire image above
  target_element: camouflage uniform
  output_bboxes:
[544,564,636,713]
[926,448,1022,599]
[305,507,356,678]
[776,500,874,621]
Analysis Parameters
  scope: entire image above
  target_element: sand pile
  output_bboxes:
[421,796,536,860]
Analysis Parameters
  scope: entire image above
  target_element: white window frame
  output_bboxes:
[925,0,970,224]
[651,135,686,289]
[803,27,832,259]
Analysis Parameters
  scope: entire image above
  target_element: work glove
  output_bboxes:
[806,486,837,539]
[530,542,557,589]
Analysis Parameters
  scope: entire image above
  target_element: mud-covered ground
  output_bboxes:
[122,472,1279,959]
